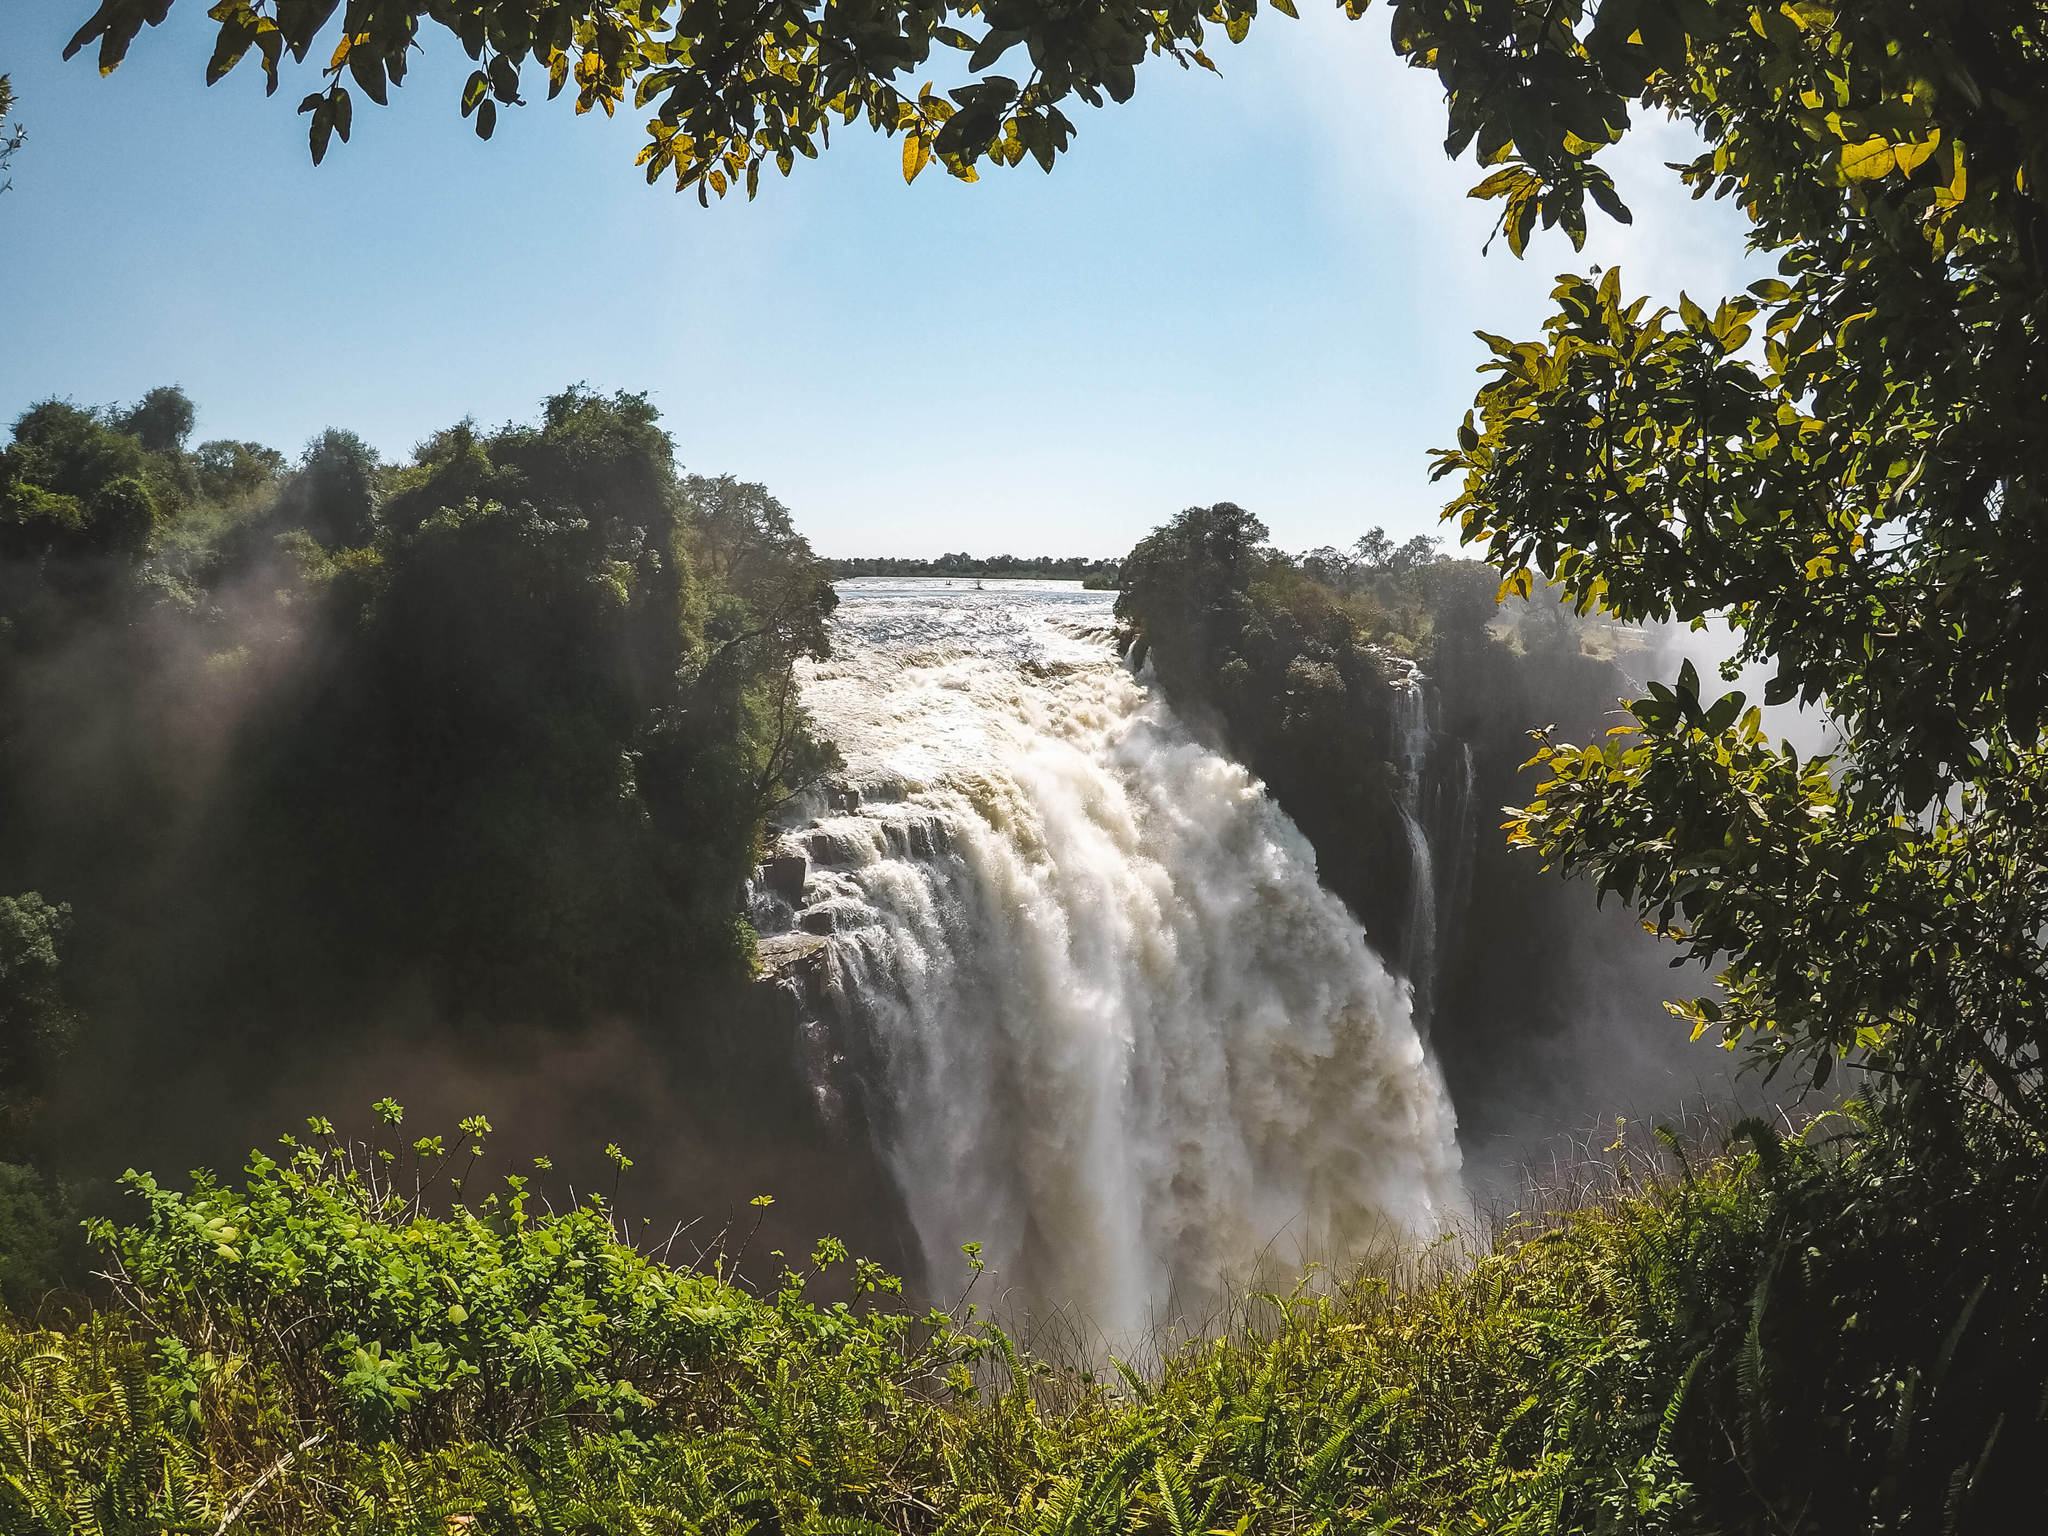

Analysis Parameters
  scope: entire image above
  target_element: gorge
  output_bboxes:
[744,575,1700,1328]
[0,383,1737,1340]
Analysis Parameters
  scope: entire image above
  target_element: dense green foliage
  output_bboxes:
[0,384,838,1204]
[1423,3,2048,1135]
[1114,506,1455,945]
[67,0,1308,197]
[1418,2,2048,1512]
[2,1108,2034,1532]
[226,390,837,1021]
[0,1162,77,1316]
[75,0,2033,242]
[91,1109,928,1448]
[0,894,75,1161]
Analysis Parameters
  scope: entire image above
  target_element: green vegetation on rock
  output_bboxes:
[1111,503,1626,1005]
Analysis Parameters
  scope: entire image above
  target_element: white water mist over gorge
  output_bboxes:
[761,581,1466,1334]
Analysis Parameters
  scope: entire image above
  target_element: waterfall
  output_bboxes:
[770,580,1465,1335]
[1440,740,1478,999]
[1390,678,1439,1025]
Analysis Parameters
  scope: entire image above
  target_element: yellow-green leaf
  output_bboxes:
[902,131,930,183]
[1840,136,1897,180]
[1893,130,1940,176]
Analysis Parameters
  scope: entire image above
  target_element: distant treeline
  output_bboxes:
[830,553,1120,585]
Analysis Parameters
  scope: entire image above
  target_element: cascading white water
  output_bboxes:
[776,580,1464,1334]
[1442,740,1479,992]
[1390,679,1439,1022]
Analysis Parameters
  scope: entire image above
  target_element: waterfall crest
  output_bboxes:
[767,580,1465,1333]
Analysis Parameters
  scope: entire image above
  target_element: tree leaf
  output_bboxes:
[1839,136,1898,180]
[349,49,389,107]
[901,130,929,183]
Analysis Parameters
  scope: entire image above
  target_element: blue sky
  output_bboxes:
[0,5,1761,557]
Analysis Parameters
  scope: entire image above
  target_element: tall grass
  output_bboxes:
[1,1102,2037,1533]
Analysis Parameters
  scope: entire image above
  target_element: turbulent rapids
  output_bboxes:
[758,579,1465,1332]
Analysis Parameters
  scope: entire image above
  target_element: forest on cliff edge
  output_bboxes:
[0,383,847,1296]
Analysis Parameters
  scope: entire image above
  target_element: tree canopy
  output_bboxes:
[0,380,841,1185]
[1412,4,2048,1138]
[0,76,23,194]
[66,1,2045,246]
[66,0,1305,196]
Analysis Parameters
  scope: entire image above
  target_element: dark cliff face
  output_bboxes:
[1114,505,1428,964]
[1426,622,1702,1156]
[1116,508,1721,1158]
[1155,639,1417,963]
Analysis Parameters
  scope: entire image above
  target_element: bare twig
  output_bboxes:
[214,1432,325,1535]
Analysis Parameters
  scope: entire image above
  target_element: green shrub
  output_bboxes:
[3,1107,2039,1533]
[91,1110,965,1453]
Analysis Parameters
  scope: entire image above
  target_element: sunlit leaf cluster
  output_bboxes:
[1427,4,2048,1123]
[67,0,1290,196]
[1510,663,2048,1136]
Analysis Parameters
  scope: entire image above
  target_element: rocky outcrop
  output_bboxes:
[756,930,828,976]
[759,855,809,905]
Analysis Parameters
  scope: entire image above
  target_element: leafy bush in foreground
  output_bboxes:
[1,1106,2040,1533]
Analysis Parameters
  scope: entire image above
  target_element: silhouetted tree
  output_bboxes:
[116,386,196,455]
[285,428,382,548]
[193,439,285,502]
